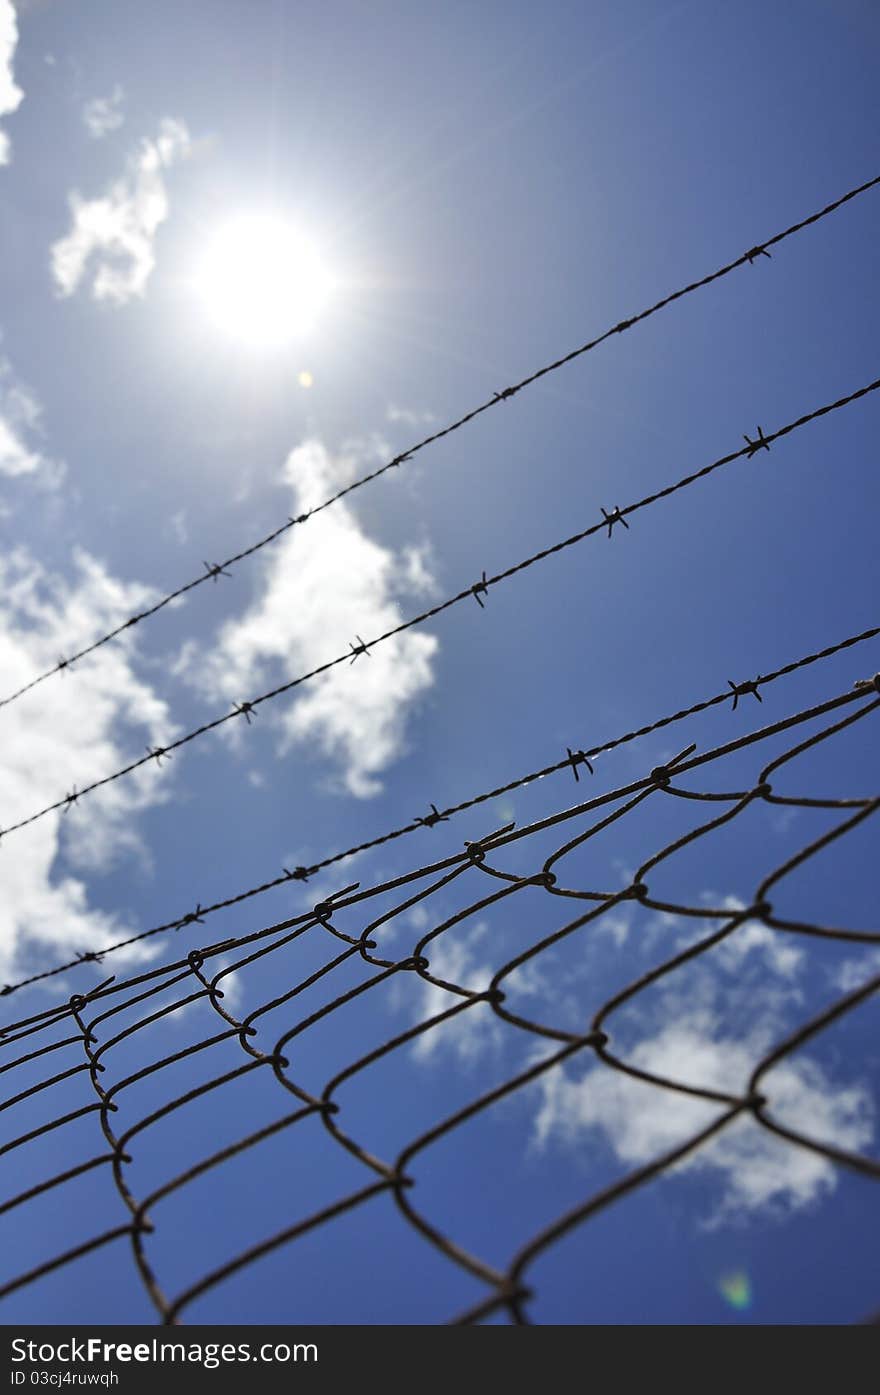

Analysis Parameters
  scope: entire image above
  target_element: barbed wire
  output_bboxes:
[1,171,877,719]
[0,682,876,1323]
[2,622,878,1004]
[1,373,877,849]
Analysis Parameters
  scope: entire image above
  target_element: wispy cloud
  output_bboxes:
[0,548,176,986]
[176,437,438,798]
[533,1012,872,1224]
[400,889,872,1222]
[0,0,23,165]
[412,921,502,1065]
[712,896,804,980]
[82,84,125,139]
[527,910,868,1224]
[0,352,65,487]
[386,404,437,428]
[404,915,565,1066]
[830,947,880,993]
[50,118,191,304]
[165,508,188,545]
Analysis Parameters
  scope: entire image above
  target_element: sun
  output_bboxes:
[195,215,333,349]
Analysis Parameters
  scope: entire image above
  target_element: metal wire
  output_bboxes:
[1,373,878,847]
[1,170,877,719]
[2,621,878,1002]
[1,679,876,1323]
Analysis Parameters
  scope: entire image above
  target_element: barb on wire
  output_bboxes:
[471,572,489,607]
[567,748,594,782]
[728,677,763,710]
[744,426,771,458]
[601,506,629,537]
[2,627,879,1000]
[1,172,877,719]
[0,685,876,1323]
[1,373,878,849]
[203,561,231,583]
[175,905,206,931]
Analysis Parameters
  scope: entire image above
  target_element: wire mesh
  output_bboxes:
[1,677,876,1323]
[3,620,877,1000]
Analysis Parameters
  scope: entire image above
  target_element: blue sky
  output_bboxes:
[0,0,878,1325]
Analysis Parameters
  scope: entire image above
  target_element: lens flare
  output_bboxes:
[718,1271,752,1311]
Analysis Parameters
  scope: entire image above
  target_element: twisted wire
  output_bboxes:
[2,623,878,1002]
[1,170,877,716]
[1,373,877,848]
[0,681,877,1323]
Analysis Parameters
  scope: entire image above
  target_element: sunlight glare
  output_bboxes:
[197,215,333,349]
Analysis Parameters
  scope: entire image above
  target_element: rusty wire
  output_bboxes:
[0,678,877,1323]
[1,372,878,848]
[1,171,877,720]
[2,620,878,1003]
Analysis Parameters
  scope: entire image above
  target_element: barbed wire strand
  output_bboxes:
[1,171,877,718]
[0,685,876,1323]
[1,623,878,1004]
[1,373,877,850]
[2,673,876,1046]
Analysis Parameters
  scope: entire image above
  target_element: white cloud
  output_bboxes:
[208,955,245,1012]
[176,438,438,798]
[524,904,866,1224]
[408,904,431,932]
[399,543,439,598]
[386,404,437,428]
[0,0,23,166]
[413,921,502,1065]
[82,85,125,139]
[406,916,568,1065]
[0,407,40,477]
[830,947,880,994]
[595,911,631,948]
[166,509,188,545]
[50,118,191,304]
[0,354,64,486]
[533,1013,873,1224]
[660,895,805,981]
[714,911,804,981]
[397,884,872,1222]
[0,547,177,987]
